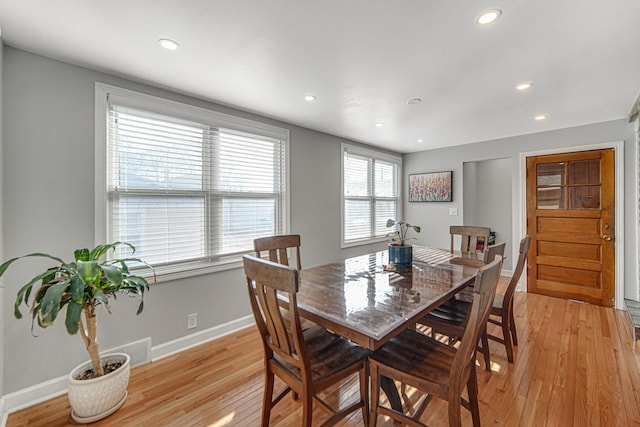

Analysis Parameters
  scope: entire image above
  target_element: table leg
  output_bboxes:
[380,375,402,412]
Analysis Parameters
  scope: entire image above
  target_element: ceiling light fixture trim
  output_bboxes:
[475,9,502,25]
[158,38,180,50]
[516,81,534,91]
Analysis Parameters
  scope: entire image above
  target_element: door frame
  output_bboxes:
[518,140,625,309]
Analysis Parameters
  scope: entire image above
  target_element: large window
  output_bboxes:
[341,144,401,246]
[96,84,289,278]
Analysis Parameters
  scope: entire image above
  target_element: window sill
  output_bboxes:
[134,257,245,284]
[341,236,389,249]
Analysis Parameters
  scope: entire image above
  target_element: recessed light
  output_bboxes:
[516,81,534,91]
[304,95,317,101]
[158,39,179,50]
[417,139,424,143]
[476,9,502,25]
[534,114,548,121]
[407,98,422,105]
[375,123,385,127]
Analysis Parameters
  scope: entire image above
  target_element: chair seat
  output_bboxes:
[419,296,492,371]
[275,326,370,383]
[426,300,468,325]
[456,288,504,315]
[370,329,456,392]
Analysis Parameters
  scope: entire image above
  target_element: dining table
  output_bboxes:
[296,245,485,411]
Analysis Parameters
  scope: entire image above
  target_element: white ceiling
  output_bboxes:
[1,0,639,153]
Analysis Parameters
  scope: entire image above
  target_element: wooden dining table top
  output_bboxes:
[297,245,484,351]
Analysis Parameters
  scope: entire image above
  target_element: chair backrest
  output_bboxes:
[501,236,531,308]
[451,254,502,383]
[243,255,308,373]
[450,226,491,253]
[254,234,302,270]
[483,241,506,264]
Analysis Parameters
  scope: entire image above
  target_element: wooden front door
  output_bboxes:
[526,149,615,307]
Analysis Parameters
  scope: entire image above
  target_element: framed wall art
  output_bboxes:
[409,171,452,202]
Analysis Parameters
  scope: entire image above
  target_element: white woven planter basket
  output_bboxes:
[67,352,130,423]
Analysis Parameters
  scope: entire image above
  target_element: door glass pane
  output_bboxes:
[537,163,564,186]
[537,187,564,209]
[569,186,601,210]
[568,159,600,185]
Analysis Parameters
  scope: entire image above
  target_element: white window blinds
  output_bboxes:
[106,100,287,272]
[342,144,401,246]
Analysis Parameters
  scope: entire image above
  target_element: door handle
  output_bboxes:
[602,235,612,241]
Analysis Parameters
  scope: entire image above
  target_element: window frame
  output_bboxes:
[340,143,402,248]
[95,83,290,281]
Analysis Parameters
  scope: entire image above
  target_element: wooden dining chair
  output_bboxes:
[254,234,302,270]
[243,255,370,427]
[369,255,503,427]
[482,241,507,264]
[417,242,506,371]
[254,234,318,334]
[455,236,531,363]
[450,225,491,253]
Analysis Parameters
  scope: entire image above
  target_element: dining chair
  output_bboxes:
[482,241,507,264]
[254,234,302,270]
[369,255,503,427]
[254,234,318,335]
[450,225,491,253]
[243,255,370,427]
[455,236,531,363]
[416,242,505,371]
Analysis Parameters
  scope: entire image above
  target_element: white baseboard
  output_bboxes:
[0,316,254,421]
[1,374,68,424]
[1,396,7,427]
[151,315,254,361]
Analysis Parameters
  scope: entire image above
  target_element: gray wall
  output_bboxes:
[1,47,391,393]
[462,158,513,270]
[404,119,638,301]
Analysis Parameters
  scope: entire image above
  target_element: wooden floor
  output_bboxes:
[7,280,640,426]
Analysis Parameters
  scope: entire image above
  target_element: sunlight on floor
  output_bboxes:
[489,360,503,372]
[208,412,235,427]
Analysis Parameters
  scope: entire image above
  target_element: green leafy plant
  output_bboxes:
[386,219,421,246]
[0,242,155,378]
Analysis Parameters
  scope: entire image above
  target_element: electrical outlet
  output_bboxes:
[449,208,458,216]
[187,313,198,329]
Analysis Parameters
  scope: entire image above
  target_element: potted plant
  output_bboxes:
[386,219,421,268]
[0,242,155,423]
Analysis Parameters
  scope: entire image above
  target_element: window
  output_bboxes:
[95,84,289,278]
[341,143,401,247]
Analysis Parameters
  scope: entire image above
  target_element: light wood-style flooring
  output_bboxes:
[7,279,640,426]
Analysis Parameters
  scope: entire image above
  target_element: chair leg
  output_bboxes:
[262,370,275,427]
[467,365,481,427]
[502,317,514,363]
[360,363,370,425]
[480,327,491,371]
[510,307,518,346]
[302,384,313,427]
[369,363,380,427]
[447,385,463,427]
